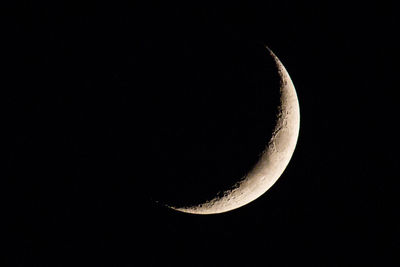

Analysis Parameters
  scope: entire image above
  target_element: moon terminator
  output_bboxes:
[165,47,300,214]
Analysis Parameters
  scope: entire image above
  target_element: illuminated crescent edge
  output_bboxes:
[166,47,300,214]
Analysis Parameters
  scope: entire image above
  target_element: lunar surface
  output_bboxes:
[166,47,300,214]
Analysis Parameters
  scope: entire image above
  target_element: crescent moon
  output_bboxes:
[166,47,300,214]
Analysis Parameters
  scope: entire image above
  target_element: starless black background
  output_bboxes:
[3,1,399,266]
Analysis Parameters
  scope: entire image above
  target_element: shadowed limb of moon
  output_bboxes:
[165,47,300,215]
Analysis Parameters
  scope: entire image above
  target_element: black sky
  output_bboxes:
[3,1,399,266]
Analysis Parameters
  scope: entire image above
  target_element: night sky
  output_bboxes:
[4,1,398,266]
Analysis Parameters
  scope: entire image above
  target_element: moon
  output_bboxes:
[165,47,300,214]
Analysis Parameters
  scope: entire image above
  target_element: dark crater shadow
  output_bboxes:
[140,38,281,208]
